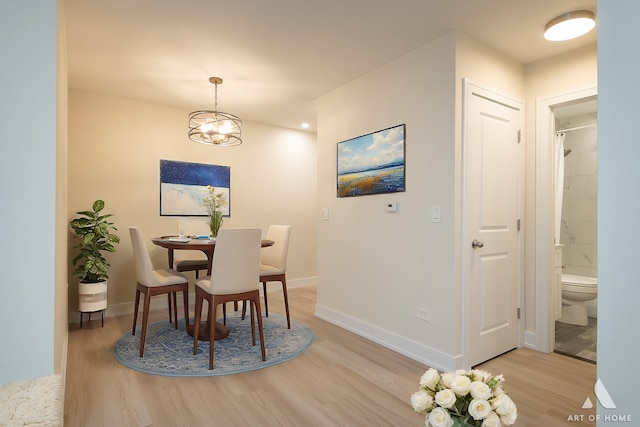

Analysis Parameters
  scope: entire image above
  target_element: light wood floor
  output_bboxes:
[65,285,596,426]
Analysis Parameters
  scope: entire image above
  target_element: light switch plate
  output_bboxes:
[321,208,329,220]
[431,205,441,222]
[385,201,398,212]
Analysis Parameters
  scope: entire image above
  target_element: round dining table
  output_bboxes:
[151,236,274,340]
[151,236,274,275]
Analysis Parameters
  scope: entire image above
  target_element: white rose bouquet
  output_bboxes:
[411,368,517,427]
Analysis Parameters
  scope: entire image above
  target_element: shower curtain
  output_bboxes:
[554,132,566,244]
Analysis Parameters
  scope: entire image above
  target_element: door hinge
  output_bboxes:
[517,129,521,143]
[517,307,521,319]
[517,218,521,231]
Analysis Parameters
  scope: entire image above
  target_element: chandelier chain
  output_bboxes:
[214,82,218,111]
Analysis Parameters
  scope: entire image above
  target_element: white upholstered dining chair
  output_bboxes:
[259,225,292,328]
[193,228,265,370]
[129,226,189,357]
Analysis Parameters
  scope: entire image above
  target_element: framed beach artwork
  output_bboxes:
[159,159,230,216]
[337,124,406,198]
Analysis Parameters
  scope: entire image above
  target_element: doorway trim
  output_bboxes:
[534,86,597,352]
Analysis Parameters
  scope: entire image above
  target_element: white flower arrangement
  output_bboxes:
[202,185,228,238]
[411,368,517,427]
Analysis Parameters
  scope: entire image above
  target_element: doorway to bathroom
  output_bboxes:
[534,86,597,363]
[552,98,597,364]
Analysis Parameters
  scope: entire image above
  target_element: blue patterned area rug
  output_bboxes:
[114,313,313,376]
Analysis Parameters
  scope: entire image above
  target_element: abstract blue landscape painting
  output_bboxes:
[160,160,230,216]
[337,124,405,197]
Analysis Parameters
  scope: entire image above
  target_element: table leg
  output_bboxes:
[201,250,214,275]
[167,248,175,270]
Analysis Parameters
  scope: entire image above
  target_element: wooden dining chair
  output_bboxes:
[170,258,208,322]
[259,225,292,328]
[175,256,236,324]
[193,228,265,370]
[129,227,190,357]
[174,258,209,279]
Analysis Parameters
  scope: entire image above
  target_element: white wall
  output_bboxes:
[0,1,60,384]
[315,32,523,370]
[67,92,317,315]
[316,32,457,369]
[598,1,640,423]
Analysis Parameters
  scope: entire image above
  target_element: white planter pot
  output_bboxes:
[78,280,108,312]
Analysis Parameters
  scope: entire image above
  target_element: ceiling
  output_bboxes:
[63,0,597,133]
[555,99,597,121]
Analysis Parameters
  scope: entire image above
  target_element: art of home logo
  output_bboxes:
[567,378,632,423]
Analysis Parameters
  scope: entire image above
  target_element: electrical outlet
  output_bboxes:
[417,308,431,322]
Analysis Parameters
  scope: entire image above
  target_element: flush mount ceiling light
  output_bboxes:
[544,10,596,41]
[188,77,242,146]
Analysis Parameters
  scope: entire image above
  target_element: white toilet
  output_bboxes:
[559,273,598,326]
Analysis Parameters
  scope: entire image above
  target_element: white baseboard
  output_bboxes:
[524,331,537,350]
[69,276,317,323]
[314,303,460,372]
[523,330,553,353]
[283,276,317,289]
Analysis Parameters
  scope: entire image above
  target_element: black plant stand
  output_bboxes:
[80,309,105,328]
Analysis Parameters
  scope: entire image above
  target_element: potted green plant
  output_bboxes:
[70,199,120,315]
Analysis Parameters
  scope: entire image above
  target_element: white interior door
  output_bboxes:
[463,80,522,367]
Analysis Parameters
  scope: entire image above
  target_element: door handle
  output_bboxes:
[472,239,484,249]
